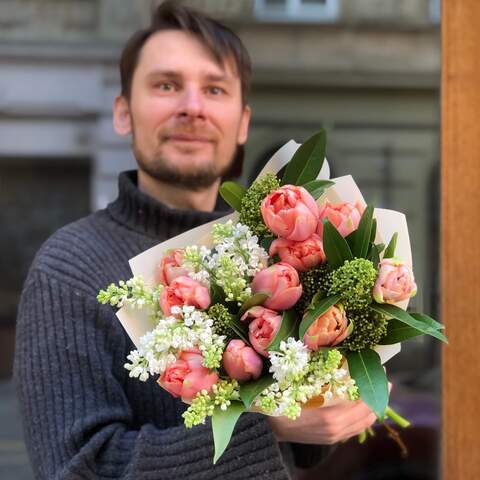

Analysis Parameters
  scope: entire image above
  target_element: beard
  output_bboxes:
[132,132,235,192]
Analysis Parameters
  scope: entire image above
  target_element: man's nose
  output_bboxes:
[177,87,205,119]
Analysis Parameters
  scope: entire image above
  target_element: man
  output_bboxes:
[14,2,376,479]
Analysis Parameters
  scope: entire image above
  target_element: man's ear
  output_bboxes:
[237,105,251,145]
[113,95,132,136]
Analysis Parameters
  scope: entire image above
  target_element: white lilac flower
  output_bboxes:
[269,338,310,384]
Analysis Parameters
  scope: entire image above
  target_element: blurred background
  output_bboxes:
[0,0,441,478]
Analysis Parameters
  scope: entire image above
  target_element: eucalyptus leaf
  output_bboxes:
[383,232,398,259]
[239,374,275,409]
[267,309,299,352]
[298,294,342,339]
[371,303,448,343]
[212,401,245,463]
[352,205,374,259]
[238,293,270,317]
[323,220,353,269]
[347,349,388,419]
[302,179,334,199]
[281,130,327,186]
[219,181,246,212]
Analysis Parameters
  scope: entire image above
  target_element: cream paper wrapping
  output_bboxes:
[117,139,410,393]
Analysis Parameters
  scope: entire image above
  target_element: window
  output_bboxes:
[254,0,339,23]
[430,0,440,23]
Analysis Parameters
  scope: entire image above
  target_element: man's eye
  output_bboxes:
[155,82,175,91]
[208,86,225,95]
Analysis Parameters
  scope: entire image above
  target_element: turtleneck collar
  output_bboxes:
[106,170,231,240]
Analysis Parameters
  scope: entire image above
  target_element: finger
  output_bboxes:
[333,412,378,443]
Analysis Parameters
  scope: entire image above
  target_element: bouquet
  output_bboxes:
[98,130,447,463]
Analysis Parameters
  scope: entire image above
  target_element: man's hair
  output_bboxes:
[119,0,252,107]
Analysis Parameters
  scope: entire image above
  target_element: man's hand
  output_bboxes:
[268,399,377,445]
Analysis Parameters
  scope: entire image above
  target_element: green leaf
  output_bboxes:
[212,401,245,463]
[383,232,398,259]
[229,317,250,345]
[219,181,247,212]
[210,284,225,305]
[298,294,342,339]
[370,218,377,244]
[239,374,275,409]
[267,309,299,352]
[307,289,327,310]
[367,244,381,267]
[302,179,334,199]
[410,312,445,330]
[238,293,270,317]
[322,220,353,269]
[281,130,327,186]
[352,205,374,259]
[345,230,357,251]
[379,319,425,344]
[347,349,388,419]
[371,303,448,343]
[260,236,274,253]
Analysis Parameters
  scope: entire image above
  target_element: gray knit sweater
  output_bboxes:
[14,171,327,479]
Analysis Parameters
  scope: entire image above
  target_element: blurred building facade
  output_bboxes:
[0,0,440,376]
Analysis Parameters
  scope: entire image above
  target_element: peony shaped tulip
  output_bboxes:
[303,304,349,350]
[156,248,189,286]
[241,306,283,357]
[269,234,326,272]
[159,275,211,316]
[261,185,319,241]
[317,201,365,239]
[373,257,417,304]
[158,349,218,402]
[222,339,263,382]
[251,262,303,310]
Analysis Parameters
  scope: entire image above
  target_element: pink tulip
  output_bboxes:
[303,305,349,350]
[317,201,365,238]
[373,258,417,304]
[251,262,303,310]
[159,275,211,316]
[269,234,326,272]
[241,306,282,357]
[222,339,263,382]
[261,185,319,241]
[155,249,189,286]
[158,349,218,402]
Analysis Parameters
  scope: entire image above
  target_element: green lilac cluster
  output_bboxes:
[296,265,333,313]
[341,309,388,352]
[97,276,162,310]
[239,173,280,237]
[182,379,240,428]
[215,256,250,304]
[328,258,378,311]
[201,338,226,370]
[208,304,235,338]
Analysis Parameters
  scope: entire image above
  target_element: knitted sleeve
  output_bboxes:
[14,269,295,480]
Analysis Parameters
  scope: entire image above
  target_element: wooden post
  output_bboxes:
[442,1,480,479]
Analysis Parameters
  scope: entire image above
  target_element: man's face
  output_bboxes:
[116,30,251,190]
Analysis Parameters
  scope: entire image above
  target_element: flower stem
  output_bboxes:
[385,406,411,428]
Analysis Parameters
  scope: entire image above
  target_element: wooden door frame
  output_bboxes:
[442,1,480,478]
